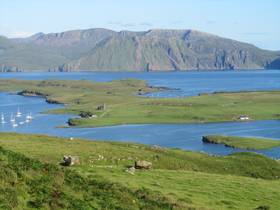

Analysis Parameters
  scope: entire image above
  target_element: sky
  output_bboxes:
[1,0,279,50]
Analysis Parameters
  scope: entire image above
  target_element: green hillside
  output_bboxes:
[0,145,181,209]
[1,133,280,209]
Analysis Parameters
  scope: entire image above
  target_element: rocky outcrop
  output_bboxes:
[61,155,80,166]
[18,90,47,97]
[18,90,63,104]
[267,57,280,69]
[79,111,95,118]
[125,166,136,174]
[202,136,217,144]
[67,119,77,126]
[45,98,62,104]
[96,104,106,111]
[135,160,152,169]
[0,65,23,72]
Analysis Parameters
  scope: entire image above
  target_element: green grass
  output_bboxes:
[0,79,279,127]
[1,132,280,209]
[203,135,280,150]
[0,146,184,210]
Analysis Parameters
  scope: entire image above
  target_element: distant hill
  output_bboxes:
[0,28,279,72]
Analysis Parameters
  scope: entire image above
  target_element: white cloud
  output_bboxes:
[108,21,153,28]
[0,25,33,38]
[8,31,33,38]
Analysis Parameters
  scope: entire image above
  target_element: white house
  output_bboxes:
[238,115,250,121]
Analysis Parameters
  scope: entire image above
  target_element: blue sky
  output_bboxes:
[1,0,279,50]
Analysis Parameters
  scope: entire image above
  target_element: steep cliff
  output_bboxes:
[0,29,279,71]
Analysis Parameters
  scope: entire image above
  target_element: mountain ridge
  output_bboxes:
[0,28,279,72]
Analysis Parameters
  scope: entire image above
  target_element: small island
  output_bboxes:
[202,135,280,150]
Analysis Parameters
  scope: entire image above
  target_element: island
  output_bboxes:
[0,79,279,128]
[202,135,280,150]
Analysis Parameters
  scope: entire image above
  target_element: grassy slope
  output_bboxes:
[1,133,280,209]
[203,135,280,150]
[0,41,70,70]
[0,79,279,127]
[0,146,184,210]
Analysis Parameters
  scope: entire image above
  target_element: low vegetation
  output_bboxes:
[0,79,280,127]
[1,133,280,209]
[203,135,280,150]
[0,146,183,209]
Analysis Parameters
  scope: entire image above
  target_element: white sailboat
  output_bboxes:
[10,114,15,122]
[1,113,6,124]
[26,112,33,120]
[12,122,18,127]
[10,114,18,127]
[16,107,22,117]
[25,112,33,123]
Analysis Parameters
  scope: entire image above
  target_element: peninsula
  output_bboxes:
[202,135,280,150]
[0,79,279,127]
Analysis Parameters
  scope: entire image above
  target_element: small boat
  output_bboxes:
[16,107,22,117]
[12,123,18,127]
[26,113,33,120]
[25,113,33,123]
[19,121,25,125]
[10,114,15,122]
[1,113,6,124]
